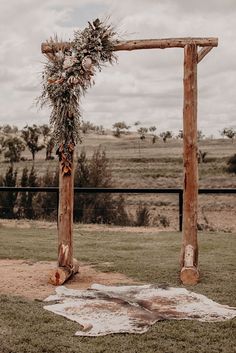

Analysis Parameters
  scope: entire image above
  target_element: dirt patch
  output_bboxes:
[0,259,136,300]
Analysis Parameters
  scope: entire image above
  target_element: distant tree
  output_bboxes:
[40,124,54,160]
[40,124,50,140]
[18,166,39,219]
[176,130,204,141]
[160,131,173,143]
[27,166,38,218]
[21,124,45,160]
[135,205,151,226]
[112,122,129,137]
[149,126,157,144]
[38,168,59,219]
[18,167,29,218]
[221,128,236,142]
[177,130,183,139]
[198,150,208,163]
[73,148,129,225]
[3,137,25,163]
[81,120,96,134]
[197,130,205,141]
[45,138,54,160]
[96,125,105,135]
[149,126,157,133]
[0,166,18,218]
[227,154,236,174]
[137,127,148,140]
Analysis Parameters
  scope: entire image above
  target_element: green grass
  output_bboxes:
[0,225,235,353]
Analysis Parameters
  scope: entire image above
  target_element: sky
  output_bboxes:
[0,0,235,136]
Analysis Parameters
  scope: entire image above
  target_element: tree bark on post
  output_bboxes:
[58,158,74,268]
[48,149,79,285]
[180,44,199,285]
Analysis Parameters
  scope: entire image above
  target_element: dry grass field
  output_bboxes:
[0,132,235,231]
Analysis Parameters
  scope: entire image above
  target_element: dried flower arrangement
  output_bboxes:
[39,19,117,175]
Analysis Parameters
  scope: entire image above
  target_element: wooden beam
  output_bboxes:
[114,38,218,51]
[41,37,218,54]
[197,46,214,63]
[180,44,199,285]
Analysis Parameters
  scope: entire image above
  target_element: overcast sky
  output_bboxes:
[0,0,235,136]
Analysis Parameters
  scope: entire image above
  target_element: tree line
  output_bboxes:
[0,124,53,163]
[0,148,155,226]
[0,123,235,167]
[111,121,236,143]
[0,121,107,163]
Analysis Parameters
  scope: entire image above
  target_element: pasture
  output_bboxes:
[0,222,235,353]
[0,133,235,231]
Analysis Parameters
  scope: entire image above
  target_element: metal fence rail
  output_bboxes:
[0,187,235,231]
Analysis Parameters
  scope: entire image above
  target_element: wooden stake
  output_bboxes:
[180,44,199,285]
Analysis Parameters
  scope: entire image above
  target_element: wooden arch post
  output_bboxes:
[49,156,79,285]
[42,36,218,285]
[180,44,199,284]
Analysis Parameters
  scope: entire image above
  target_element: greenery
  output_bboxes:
[0,166,18,218]
[21,125,45,160]
[112,122,130,137]
[221,127,236,141]
[3,136,25,162]
[137,127,148,140]
[18,166,38,219]
[160,130,173,142]
[0,125,235,230]
[40,124,54,160]
[0,225,235,353]
[0,149,135,225]
[135,204,151,226]
[74,148,130,225]
[227,154,236,174]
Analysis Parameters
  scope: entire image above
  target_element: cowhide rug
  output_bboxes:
[44,284,236,336]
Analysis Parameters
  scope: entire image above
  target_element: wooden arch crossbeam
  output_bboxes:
[42,37,218,286]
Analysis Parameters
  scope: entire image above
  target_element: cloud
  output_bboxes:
[0,0,235,137]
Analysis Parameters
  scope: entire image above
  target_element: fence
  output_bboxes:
[0,187,235,231]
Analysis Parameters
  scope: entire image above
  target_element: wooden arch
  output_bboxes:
[42,37,218,285]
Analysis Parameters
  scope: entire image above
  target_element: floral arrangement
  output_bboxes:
[39,19,117,175]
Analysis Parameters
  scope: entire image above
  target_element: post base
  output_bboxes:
[49,259,79,285]
[180,266,199,285]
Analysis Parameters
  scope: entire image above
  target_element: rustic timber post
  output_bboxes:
[49,150,79,285]
[180,44,199,285]
[58,158,74,268]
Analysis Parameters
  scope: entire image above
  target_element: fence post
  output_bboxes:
[56,189,59,228]
[179,191,183,232]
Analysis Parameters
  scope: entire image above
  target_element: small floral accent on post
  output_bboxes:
[38,19,117,175]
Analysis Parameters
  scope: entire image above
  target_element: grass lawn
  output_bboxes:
[0,225,235,353]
